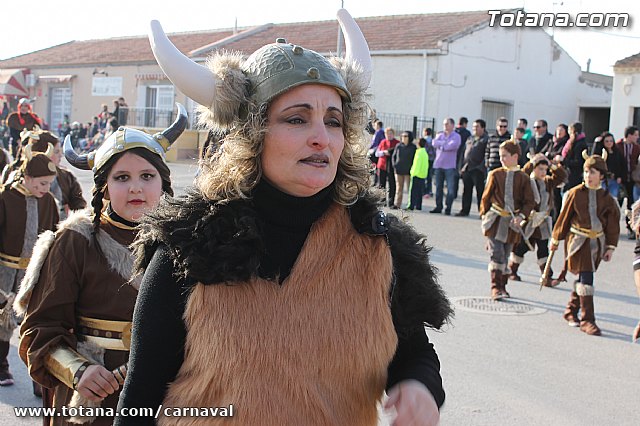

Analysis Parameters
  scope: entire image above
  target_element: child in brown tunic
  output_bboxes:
[480,140,535,300]
[15,109,185,425]
[508,153,567,285]
[0,146,58,386]
[551,151,620,336]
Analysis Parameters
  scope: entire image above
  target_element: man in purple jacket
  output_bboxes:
[430,117,461,215]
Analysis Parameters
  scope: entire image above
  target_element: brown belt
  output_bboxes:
[0,252,30,269]
[570,225,604,239]
[77,316,132,351]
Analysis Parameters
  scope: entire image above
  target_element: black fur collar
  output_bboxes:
[134,188,452,331]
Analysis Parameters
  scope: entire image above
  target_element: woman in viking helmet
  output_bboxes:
[0,144,58,387]
[15,107,184,425]
[117,9,451,426]
[551,150,620,336]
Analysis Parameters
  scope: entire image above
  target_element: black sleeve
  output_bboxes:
[383,214,452,409]
[386,328,445,408]
[115,245,187,425]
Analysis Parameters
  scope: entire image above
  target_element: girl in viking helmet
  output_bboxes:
[0,144,58,387]
[7,126,87,220]
[551,150,620,336]
[116,9,451,426]
[14,107,184,425]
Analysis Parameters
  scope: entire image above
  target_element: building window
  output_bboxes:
[482,100,513,133]
[633,107,640,128]
[144,85,175,128]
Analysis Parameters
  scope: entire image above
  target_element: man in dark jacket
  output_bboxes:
[454,117,471,198]
[456,119,488,216]
[485,117,510,171]
[527,119,553,155]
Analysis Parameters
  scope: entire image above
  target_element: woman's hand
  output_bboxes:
[384,380,439,426]
[76,365,120,402]
[602,249,614,262]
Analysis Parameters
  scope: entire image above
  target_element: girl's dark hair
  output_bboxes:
[90,147,173,254]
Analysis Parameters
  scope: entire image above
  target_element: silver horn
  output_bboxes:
[337,8,372,87]
[155,103,188,148]
[64,135,91,170]
[148,20,217,109]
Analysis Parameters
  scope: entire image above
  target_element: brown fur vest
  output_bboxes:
[159,204,397,426]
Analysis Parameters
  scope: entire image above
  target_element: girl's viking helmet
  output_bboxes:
[64,103,188,172]
[582,149,608,175]
[21,143,57,177]
[148,9,371,129]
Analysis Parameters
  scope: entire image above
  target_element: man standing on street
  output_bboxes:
[456,119,488,217]
[431,118,461,215]
[616,126,640,239]
[454,117,471,199]
[518,118,532,143]
[527,119,553,155]
[485,117,511,172]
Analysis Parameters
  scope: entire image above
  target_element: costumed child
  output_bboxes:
[5,127,87,219]
[550,150,620,336]
[0,145,58,386]
[480,140,535,300]
[508,153,567,285]
[14,106,184,425]
[632,199,640,343]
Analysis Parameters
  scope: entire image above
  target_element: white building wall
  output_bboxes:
[610,69,640,137]
[367,25,611,135]
[576,77,612,108]
[433,25,582,132]
[369,55,426,117]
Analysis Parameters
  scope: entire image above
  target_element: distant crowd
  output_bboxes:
[368,116,640,239]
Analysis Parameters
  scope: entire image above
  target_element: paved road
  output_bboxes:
[1,160,637,425]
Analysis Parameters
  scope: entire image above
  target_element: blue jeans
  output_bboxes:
[606,178,619,199]
[434,168,457,212]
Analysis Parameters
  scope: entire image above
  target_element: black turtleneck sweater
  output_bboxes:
[252,179,333,282]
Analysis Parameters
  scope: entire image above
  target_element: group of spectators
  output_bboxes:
[0,97,129,157]
[59,97,128,152]
[368,114,640,239]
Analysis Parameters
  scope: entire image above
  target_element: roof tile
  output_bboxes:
[0,10,491,68]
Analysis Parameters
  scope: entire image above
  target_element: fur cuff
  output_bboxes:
[537,256,548,267]
[509,253,524,264]
[488,261,506,272]
[576,283,594,296]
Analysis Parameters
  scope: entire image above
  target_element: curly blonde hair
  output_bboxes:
[194,57,372,206]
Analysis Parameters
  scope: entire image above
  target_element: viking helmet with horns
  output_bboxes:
[64,103,187,172]
[582,149,608,175]
[148,9,371,130]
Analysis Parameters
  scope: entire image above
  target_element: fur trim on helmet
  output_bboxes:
[195,53,370,133]
[329,56,370,130]
[196,51,250,131]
